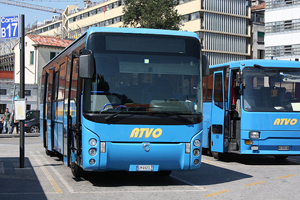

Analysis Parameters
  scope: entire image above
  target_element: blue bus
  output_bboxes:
[40,27,208,177]
[202,59,300,160]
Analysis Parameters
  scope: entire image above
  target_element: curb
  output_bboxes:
[0,133,40,138]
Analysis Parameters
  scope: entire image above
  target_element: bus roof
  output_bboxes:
[210,59,300,70]
[85,27,199,39]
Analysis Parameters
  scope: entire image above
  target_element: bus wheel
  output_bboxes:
[274,156,288,160]
[71,163,83,178]
[156,171,172,176]
[45,149,54,156]
[212,151,224,160]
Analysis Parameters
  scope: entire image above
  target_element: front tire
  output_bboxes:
[274,155,288,160]
[212,151,225,160]
[45,149,54,156]
[30,125,40,133]
[156,171,172,176]
[71,162,83,178]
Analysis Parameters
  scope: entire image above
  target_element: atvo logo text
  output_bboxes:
[273,118,297,125]
[130,128,162,139]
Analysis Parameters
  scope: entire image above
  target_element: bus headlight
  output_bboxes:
[194,159,200,165]
[249,131,260,139]
[89,138,97,146]
[193,139,201,147]
[89,159,96,165]
[88,148,97,156]
[193,149,200,156]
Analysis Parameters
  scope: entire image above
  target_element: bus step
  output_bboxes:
[229,142,238,151]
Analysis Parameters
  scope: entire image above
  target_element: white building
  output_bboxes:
[251,2,265,59]
[26,0,252,65]
[265,0,300,60]
[13,35,73,108]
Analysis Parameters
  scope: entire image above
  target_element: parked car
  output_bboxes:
[0,120,3,133]
[24,110,40,133]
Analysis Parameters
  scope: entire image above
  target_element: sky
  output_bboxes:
[0,0,85,27]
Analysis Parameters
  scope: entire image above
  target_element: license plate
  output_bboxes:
[278,146,289,151]
[136,165,153,171]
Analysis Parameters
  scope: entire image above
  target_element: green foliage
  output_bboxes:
[122,0,183,30]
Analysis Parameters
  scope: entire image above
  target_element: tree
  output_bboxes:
[122,0,183,30]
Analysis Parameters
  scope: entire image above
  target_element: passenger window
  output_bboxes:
[214,73,223,109]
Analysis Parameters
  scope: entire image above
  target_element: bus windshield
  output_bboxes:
[83,33,202,115]
[243,67,300,112]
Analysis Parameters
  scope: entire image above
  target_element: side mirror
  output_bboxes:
[202,54,209,76]
[79,49,95,79]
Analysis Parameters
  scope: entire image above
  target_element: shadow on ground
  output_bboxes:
[209,154,300,166]
[73,162,252,187]
[0,157,47,200]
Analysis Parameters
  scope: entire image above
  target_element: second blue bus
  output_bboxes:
[202,59,300,160]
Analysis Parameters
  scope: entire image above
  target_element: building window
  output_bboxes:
[0,89,6,95]
[30,51,34,65]
[257,32,264,44]
[24,90,31,96]
[26,104,31,111]
[258,50,265,59]
[284,45,292,55]
[284,20,292,30]
[50,52,56,60]
[0,104,6,114]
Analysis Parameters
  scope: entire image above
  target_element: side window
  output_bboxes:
[53,71,59,101]
[58,62,66,100]
[40,74,46,105]
[203,71,213,102]
[46,70,53,118]
[224,69,229,104]
[214,73,223,109]
[70,58,78,100]
[26,111,33,120]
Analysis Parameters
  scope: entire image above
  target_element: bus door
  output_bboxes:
[46,68,55,151]
[41,72,48,149]
[211,71,225,153]
[66,53,80,166]
[228,69,241,152]
[52,70,64,154]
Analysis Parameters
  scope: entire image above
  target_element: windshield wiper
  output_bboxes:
[103,106,150,121]
[104,110,127,121]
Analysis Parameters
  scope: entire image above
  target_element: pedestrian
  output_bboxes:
[3,108,11,134]
[10,108,19,134]
[0,117,3,134]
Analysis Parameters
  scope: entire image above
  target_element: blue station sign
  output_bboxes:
[1,15,19,39]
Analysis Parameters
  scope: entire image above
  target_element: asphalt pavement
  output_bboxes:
[0,133,42,199]
[0,132,40,138]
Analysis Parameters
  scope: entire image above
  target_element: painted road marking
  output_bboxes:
[204,190,232,197]
[37,151,75,193]
[30,151,63,193]
[170,175,207,191]
[244,181,266,187]
[278,174,296,179]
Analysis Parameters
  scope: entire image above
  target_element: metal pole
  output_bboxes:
[19,14,25,168]
[11,85,15,110]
